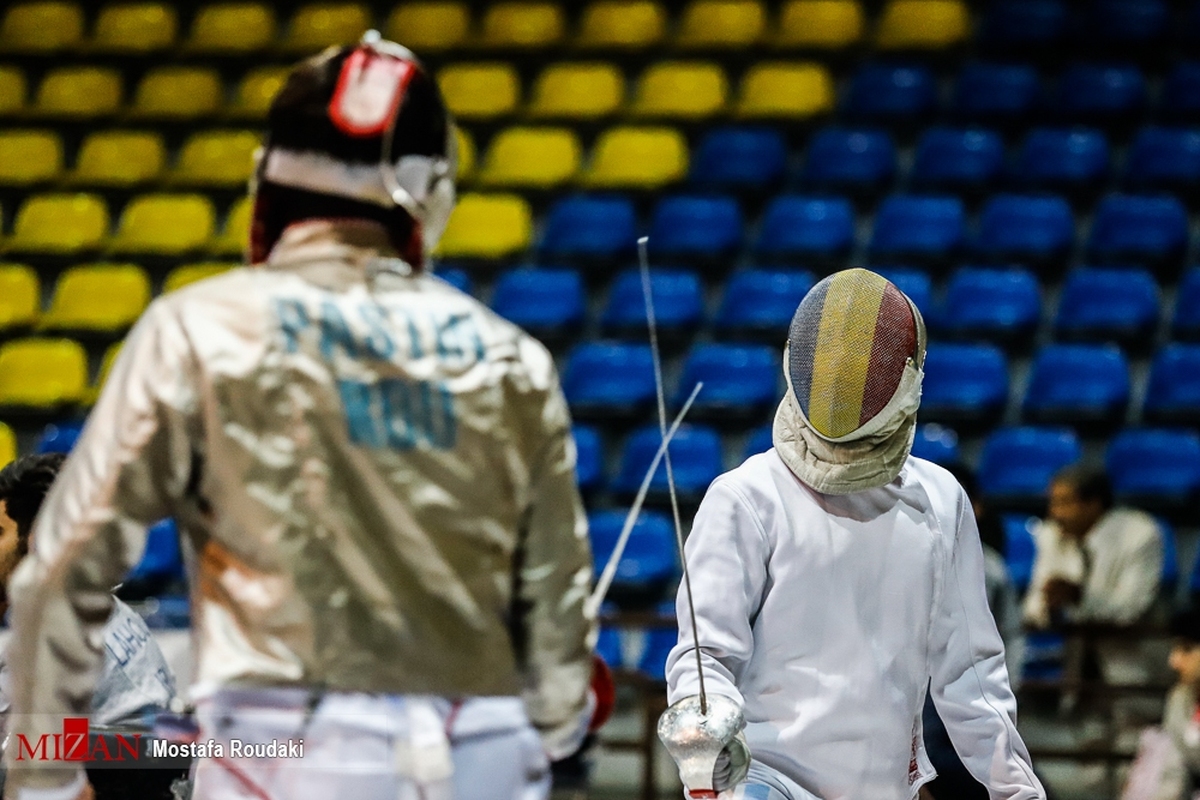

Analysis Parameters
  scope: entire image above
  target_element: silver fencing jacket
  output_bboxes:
[4,220,595,792]
[666,450,1044,800]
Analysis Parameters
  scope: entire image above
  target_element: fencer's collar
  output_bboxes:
[265,219,416,277]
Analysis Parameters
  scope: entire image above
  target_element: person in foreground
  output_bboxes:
[659,268,1045,800]
[4,36,596,800]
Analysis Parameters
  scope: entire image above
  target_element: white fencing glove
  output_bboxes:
[658,695,751,798]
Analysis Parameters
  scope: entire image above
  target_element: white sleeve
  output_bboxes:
[1077,518,1163,625]
[664,480,770,708]
[930,488,1046,800]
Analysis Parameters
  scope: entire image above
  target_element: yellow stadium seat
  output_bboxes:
[631,62,727,119]
[735,62,834,119]
[0,264,40,331]
[41,264,150,333]
[480,2,564,48]
[0,1,84,52]
[576,1,665,50]
[436,194,531,259]
[0,67,26,114]
[385,3,470,52]
[85,340,124,403]
[528,63,623,120]
[228,67,289,119]
[69,131,165,187]
[455,127,475,182]
[876,0,969,49]
[581,127,688,189]
[0,131,62,186]
[109,194,215,256]
[34,68,122,118]
[0,422,15,467]
[0,338,89,408]
[281,3,371,52]
[186,2,276,53]
[6,194,109,255]
[438,64,520,120]
[676,0,765,49]
[170,130,260,188]
[210,197,252,256]
[129,67,222,120]
[91,3,177,52]
[478,127,581,189]
[776,0,864,49]
[164,262,235,293]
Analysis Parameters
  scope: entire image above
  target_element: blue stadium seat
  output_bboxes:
[911,423,961,466]
[1160,518,1179,592]
[675,343,779,422]
[872,268,933,318]
[743,424,773,460]
[977,0,1067,50]
[976,194,1074,263]
[714,269,815,341]
[587,510,676,597]
[1023,343,1131,427]
[613,424,723,502]
[35,419,84,453]
[573,424,603,492]
[1105,428,1200,512]
[869,196,965,261]
[1172,268,1200,340]
[1125,127,1200,193]
[920,343,1009,424]
[491,268,585,341]
[689,126,787,194]
[1162,63,1200,121]
[1054,267,1160,345]
[1002,514,1038,591]
[936,267,1041,344]
[1145,343,1200,425]
[125,518,184,589]
[539,195,637,262]
[647,195,743,262]
[1052,64,1147,121]
[910,128,1004,193]
[799,128,897,195]
[638,601,679,681]
[601,268,703,339]
[1076,0,1168,46]
[978,426,1082,506]
[754,195,855,262]
[950,63,1040,124]
[434,266,472,296]
[1087,194,1188,268]
[1011,128,1110,193]
[562,342,656,418]
[842,64,937,123]
[596,625,623,669]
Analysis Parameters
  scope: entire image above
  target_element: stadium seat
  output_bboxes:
[68,131,164,187]
[978,426,1082,507]
[1106,428,1200,513]
[528,63,624,120]
[129,67,223,120]
[754,195,855,262]
[613,424,723,501]
[743,424,773,459]
[638,602,679,680]
[1023,344,1131,427]
[41,264,150,334]
[169,130,260,188]
[34,419,83,454]
[0,130,61,186]
[714,269,814,340]
[734,62,835,120]
[799,128,897,195]
[581,127,688,189]
[84,341,123,404]
[842,64,937,123]
[1161,518,1179,592]
[1125,127,1200,194]
[601,269,704,338]
[632,62,728,120]
[0,264,38,331]
[456,128,475,183]
[575,0,666,49]
[949,63,1040,124]
[490,267,585,341]
[1077,0,1167,47]
[186,2,276,53]
[384,3,469,51]
[476,127,582,189]
[0,422,14,467]
[1003,514,1037,590]
[280,3,370,52]
[34,67,122,118]
[1144,344,1200,425]
[774,0,863,50]
[911,423,960,465]
[210,197,252,256]
[109,194,216,256]
[562,342,656,418]
[0,1,84,52]
[674,343,779,421]
[876,0,969,50]
[1087,194,1188,269]
[5,194,109,255]
[1052,64,1147,121]
[538,195,636,262]
[869,196,965,261]
[434,266,472,295]
[587,511,676,596]
[920,343,1009,424]
[647,195,743,261]
[573,424,603,491]
[480,2,564,48]
[936,267,1040,343]
[0,338,89,409]
[1054,267,1159,345]
[124,518,185,593]
[438,64,520,120]
[975,194,1074,264]
[228,67,291,119]
[595,625,622,669]
[1162,63,1200,121]
[976,0,1066,50]
[436,194,531,260]
[874,268,933,318]
[0,67,26,114]
[1011,128,1110,193]
[910,127,1003,193]
[676,0,765,49]
[91,3,177,52]
[688,126,786,193]
[1173,269,1200,340]
[164,262,235,293]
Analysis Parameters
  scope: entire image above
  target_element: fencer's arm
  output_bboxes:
[5,300,197,797]
[1075,519,1163,625]
[929,487,1046,800]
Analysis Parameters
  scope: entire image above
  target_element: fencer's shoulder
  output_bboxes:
[705,451,793,509]
[902,456,970,518]
[1096,507,1161,545]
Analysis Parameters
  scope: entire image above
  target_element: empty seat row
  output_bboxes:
[976,0,1191,50]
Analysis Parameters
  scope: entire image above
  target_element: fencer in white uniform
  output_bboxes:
[660,269,1045,800]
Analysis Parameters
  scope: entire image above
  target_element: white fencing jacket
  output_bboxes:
[665,450,1044,800]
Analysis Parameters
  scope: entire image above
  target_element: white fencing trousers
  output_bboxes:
[718,762,821,800]
[189,688,549,800]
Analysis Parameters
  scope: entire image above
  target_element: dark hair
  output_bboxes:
[0,453,65,554]
[1171,609,1200,644]
[1051,465,1114,510]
